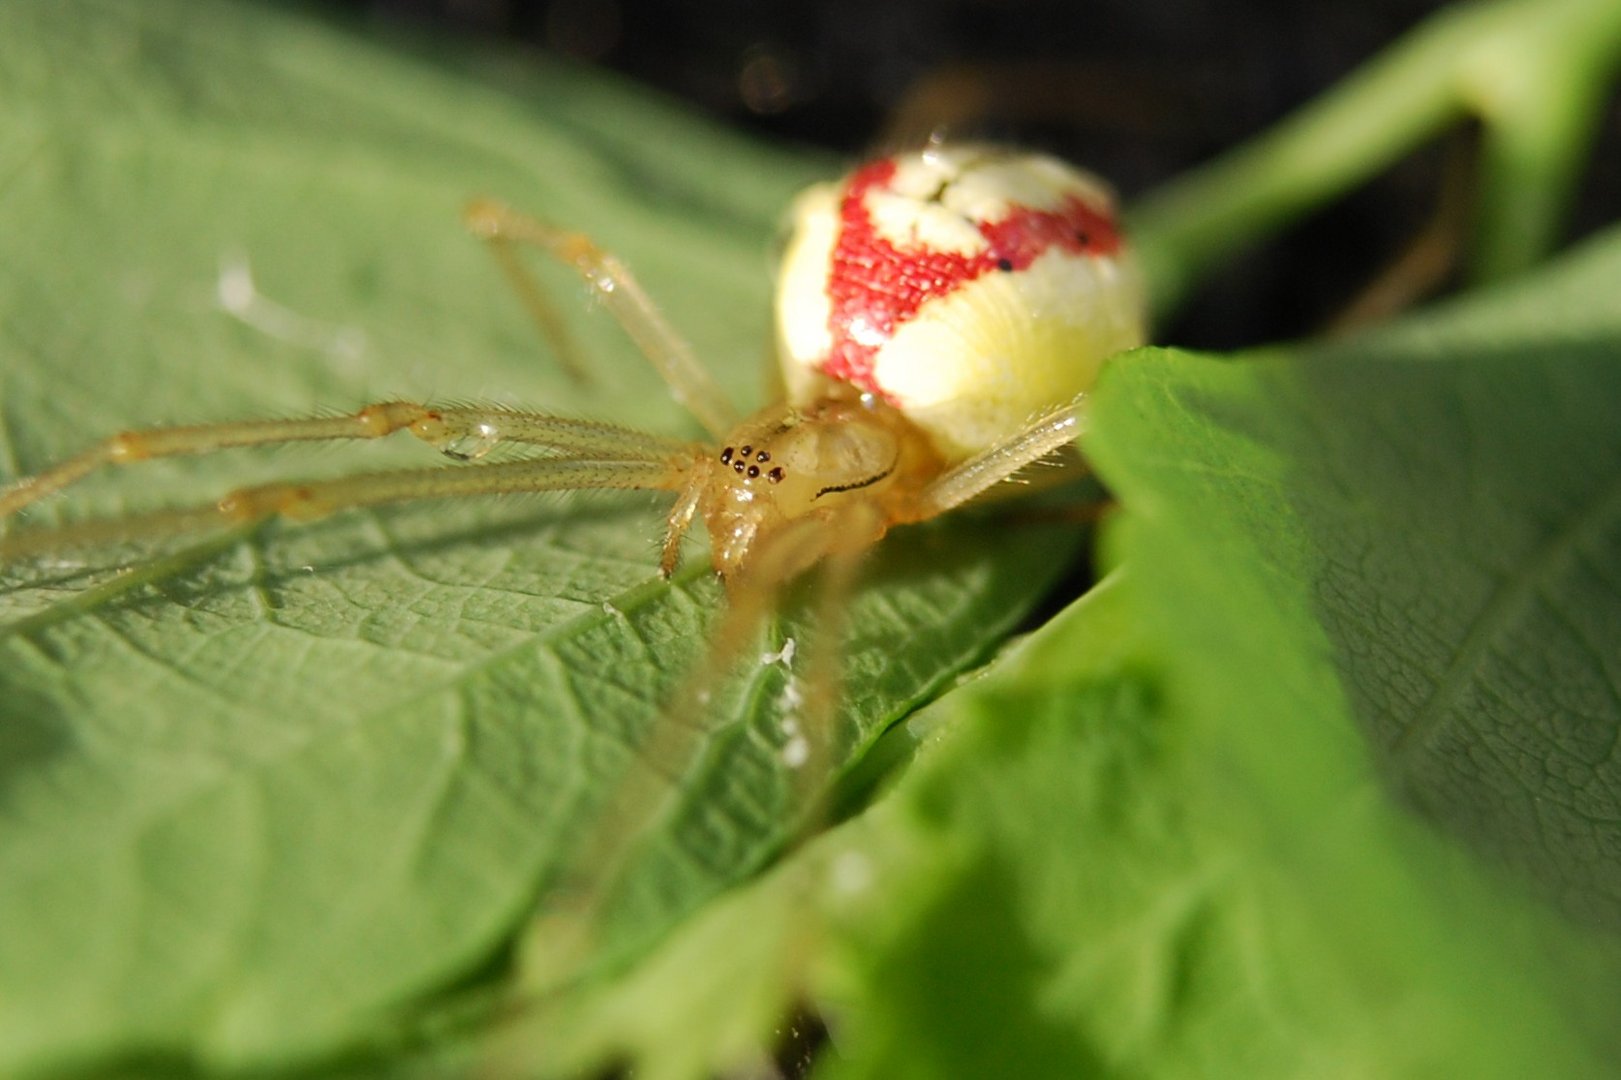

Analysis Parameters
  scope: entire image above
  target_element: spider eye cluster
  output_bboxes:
[718,444,785,484]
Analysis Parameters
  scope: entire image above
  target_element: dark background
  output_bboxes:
[332,0,1619,348]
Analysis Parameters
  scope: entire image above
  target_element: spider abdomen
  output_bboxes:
[775,145,1147,462]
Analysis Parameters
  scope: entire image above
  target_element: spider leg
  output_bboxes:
[0,401,699,524]
[0,455,692,561]
[541,502,885,946]
[463,198,738,440]
[658,479,704,578]
[465,213,590,386]
[770,503,878,814]
[909,399,1087,518]
[673,504,885,805]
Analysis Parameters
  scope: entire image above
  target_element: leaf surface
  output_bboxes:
[817,227,1621,1076]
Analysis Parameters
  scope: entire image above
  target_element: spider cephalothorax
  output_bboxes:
[677,385,945,584]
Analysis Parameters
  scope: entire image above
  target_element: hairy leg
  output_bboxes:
[0,456,691,561]
[0,401,699,524]
[911,399,1086,518]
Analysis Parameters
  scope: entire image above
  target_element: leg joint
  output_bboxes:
[105,432,151,462]
[355,401,426,437]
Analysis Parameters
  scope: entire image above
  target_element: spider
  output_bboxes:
[0,142,1145,768]
[0,140,1145,939]
[0,145,1142,592]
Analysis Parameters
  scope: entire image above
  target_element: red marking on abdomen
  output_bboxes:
[822,158,1121,395]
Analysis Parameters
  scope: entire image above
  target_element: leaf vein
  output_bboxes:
[1390,468,1621,771]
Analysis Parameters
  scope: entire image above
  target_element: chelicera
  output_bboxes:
[0,144,1146,626]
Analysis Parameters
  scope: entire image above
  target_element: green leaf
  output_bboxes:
[0,3,1079,1072]
[848,231,1621,1073]
[1203,231,1621,924]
